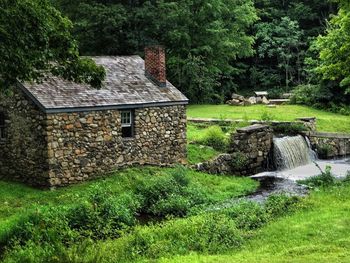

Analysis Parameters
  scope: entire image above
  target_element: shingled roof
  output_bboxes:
[19,56,188,113]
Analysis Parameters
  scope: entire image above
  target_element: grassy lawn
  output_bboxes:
[161,184,350,263]
[187,104,350,133]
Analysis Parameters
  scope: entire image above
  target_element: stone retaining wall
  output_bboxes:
[307,132,350,159]
[188,117,316,132]
[197,125,273,176]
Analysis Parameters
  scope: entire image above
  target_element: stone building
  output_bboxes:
[0,46,188,187]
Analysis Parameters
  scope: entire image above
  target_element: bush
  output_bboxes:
[136,167,208,217]
[260,111,274,122]
[298,166,337,188]
[224,201,268,230]
[230,152,249,170]
[290,84,320,106]
[117,213,244,260]
[67,185,140,239]
[272,122,307,135]
[200,125,228,151]
[1,207,79,254]
[316,144,332,159]
[264,194,300,218]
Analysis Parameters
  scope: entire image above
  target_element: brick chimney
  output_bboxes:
[145,46,166,87]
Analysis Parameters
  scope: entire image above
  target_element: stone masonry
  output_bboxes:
[0,88,187,187]
[197,125,273,176]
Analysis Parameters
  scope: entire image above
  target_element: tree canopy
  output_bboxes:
[0,0,105,90]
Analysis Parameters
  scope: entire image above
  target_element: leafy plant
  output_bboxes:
[316,144,333,159]
[66,186,140,239]
[272,122,307,135]
[136,167,208,217]
[298,165,337,188]
[200,126,228,151]
[230,152,249,171]
[260,111,275,122]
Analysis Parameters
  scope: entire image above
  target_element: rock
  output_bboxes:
[248,97,257,105]
[232,93,245,101]
[256,97,262,104]
[262,96,270,105]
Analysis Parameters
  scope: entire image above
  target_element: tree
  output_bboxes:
[0,0,105,90]
[256,17,303,90]
[316,7,350,92]
[55,0,258,103]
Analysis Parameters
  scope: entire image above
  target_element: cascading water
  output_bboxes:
[273,135,315,170]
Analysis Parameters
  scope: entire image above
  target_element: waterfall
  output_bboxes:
[273,135,315,170]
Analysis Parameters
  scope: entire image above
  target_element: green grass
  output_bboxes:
[0,167,257,244]
[187,104,350,133]
[187,144,219,164]
[161,184,350,263]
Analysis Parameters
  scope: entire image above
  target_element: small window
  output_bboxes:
[121,110,134,138]
[0,112,6,140]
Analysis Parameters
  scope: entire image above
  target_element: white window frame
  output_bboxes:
[121,110,134,138]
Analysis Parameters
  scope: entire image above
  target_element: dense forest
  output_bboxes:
[1,0,350,112]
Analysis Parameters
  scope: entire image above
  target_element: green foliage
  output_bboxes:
[315,9,350,94]
[272,122,307,135]
[260,111,274,121]
[230,152,249,171]
[316,144,333,159]
[264,194,301,217]
[255,16,303,90]
[55,0,258,103]
[298,166,337,188]
[187,144,219,165]
[223,201,268,230]
[66,185,140,239]
[199,126,228,151]
[136,166,208,217]
[121,213,244,260]
[0,0,105,90]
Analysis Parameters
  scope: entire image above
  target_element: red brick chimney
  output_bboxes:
[145,46,167,87]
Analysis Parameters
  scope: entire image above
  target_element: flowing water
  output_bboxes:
[273,135,315,170]
[248,135,350,202]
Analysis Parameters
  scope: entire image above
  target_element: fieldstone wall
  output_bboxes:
[0,87,187,187]
[197,125,273,176]
[230,125,273,175]
[46,105,187,186]
[307,132,350,159]
[0,88,49,186]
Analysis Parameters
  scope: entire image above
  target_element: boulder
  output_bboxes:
[232,93,245,101]
[262,96,270,105]
[248,97,257,105]
[230,99,242,106]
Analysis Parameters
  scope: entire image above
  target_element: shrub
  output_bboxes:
[67,185,140,239]
[272,122,307,135]
[316,144,332,159]
[200,125,228,151]
[223,201,268,230]
[298,166,337,188]
[136,167,208,217]
[1,207,78,253]
[119,213,244,260]
[290,84,320,106]
[230,152,249,171]
[264,194,300,218]
[260,111,275,122]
